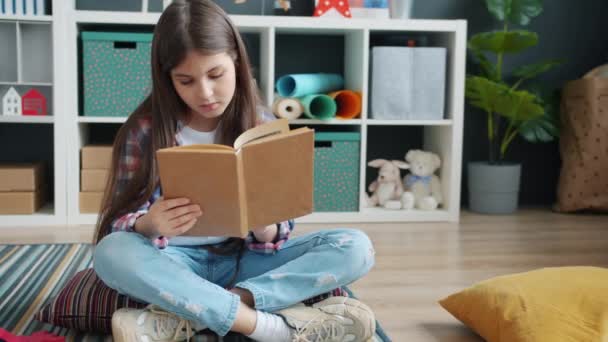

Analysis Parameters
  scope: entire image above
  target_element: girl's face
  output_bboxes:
[170,50,237,129]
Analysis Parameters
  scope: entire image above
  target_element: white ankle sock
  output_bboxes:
[247,310,294,342]
[192,321,206,331]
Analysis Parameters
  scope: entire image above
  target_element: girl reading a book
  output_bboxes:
[92,1,376,341]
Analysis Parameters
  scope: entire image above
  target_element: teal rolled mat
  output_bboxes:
[299,94,337,120]
[276,73,344,97]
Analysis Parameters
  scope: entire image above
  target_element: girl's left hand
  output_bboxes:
[251,224,278,243]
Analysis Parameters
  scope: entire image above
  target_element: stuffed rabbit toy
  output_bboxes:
[366,159,409,209]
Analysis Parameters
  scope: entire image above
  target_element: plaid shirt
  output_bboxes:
[110,113,294,253]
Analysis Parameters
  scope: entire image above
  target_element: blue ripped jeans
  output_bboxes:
[93,229,375,336]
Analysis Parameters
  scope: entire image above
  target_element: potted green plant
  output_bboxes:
[466,0,561,214]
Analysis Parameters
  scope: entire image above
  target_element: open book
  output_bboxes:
[156,118,314,237]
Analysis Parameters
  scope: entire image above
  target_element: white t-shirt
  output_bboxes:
[168,124,229,246]
[179,124,216,145]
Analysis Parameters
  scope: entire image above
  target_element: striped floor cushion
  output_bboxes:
[34,268,147,333]
[34,268,347,334]
[1,244,390,341]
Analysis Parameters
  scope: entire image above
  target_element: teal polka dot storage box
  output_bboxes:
[314,132,360,212]
[82,32,152,117]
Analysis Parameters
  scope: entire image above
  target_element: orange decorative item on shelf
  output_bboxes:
[328,90,361,119]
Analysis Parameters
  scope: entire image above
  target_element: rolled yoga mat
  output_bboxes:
[299,94,337,120]
[328,90,362,119]
[272,96,304,120]
[276,73,345,97]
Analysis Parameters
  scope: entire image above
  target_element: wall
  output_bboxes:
[413,0,608,206]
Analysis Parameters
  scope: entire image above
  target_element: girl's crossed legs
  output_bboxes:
[94,228,375,338]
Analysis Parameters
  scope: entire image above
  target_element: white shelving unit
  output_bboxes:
[0,116,54,124]
[0,2,466,227]
[0,15,53,22]
[0,6,66,226]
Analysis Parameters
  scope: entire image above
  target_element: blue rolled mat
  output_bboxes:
[299,94,337,120]
[276,73,345,97]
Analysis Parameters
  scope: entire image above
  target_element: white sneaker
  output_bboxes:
[277,297,376,342]
[111,305,197,342]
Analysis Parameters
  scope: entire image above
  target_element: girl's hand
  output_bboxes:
[251,224,278,243]
[134,197,202,238]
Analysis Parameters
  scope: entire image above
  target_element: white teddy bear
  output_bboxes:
[366,159,409,209]
[401,150,443,210]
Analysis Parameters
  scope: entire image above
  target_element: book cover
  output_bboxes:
[156,119,314,237]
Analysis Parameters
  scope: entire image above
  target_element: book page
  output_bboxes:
[241,127,314,228]
[160,144,234,152]
[233,118,290,150]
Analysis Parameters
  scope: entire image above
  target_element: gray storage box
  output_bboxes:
[76,0,165,12]
[371,47,446,120]
[213,0,273,15]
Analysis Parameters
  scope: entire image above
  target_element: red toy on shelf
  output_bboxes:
[314,0,352,17]
[21,89,47,116]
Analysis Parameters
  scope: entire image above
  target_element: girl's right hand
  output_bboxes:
[134,197,202,239]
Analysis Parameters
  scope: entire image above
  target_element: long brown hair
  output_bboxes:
[94,0,260,246]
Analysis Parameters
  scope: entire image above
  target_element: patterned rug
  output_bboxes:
[0,244,391,341]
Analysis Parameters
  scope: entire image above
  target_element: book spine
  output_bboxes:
[236,151,249,237]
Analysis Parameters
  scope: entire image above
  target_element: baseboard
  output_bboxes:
[0,225,96,244]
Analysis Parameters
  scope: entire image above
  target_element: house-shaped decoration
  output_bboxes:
[22,88,47,116]
[2,87,22,116]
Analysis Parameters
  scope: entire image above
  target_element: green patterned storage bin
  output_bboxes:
[314,132,360,212]
[82,32,152,117]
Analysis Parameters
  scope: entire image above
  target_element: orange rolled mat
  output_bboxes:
[328,90,362,119]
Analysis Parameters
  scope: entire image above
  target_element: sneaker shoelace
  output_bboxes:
[291,313,340,342]
[145,305,195,342]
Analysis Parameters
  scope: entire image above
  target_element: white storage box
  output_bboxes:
[371,47,446,120]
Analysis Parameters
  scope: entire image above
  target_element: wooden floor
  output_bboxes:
[297,209,608,341]
[2,208,607,341]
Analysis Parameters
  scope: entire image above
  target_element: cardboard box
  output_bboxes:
[0,163,45,191]
[81,145,113,169]
[81,169,109,191]
[0,189,46,214]
[79,192,104,213]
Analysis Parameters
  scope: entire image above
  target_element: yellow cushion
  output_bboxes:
[439,267,608,342]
